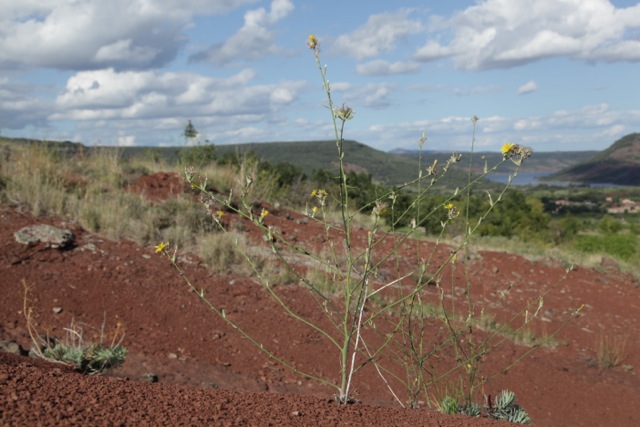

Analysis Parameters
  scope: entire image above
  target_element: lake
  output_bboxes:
[485,171,627,187]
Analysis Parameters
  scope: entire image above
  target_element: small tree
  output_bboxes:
[183,120,198,145]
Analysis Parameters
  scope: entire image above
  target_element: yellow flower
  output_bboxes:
[260,208,269,218]
[444,203,459,219]
[307,34,318,50]
[312,206,319,214]
[501,142,516,156]
[311,188,328,206]
[215,210,225,219]
[155,242,168,253]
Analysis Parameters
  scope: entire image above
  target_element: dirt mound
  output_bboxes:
[126,172,184,202]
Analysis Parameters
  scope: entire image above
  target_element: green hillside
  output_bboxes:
[545,133,640,185]
[214,140,475,187]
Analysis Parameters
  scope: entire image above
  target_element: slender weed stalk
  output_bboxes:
[158,35,578,408]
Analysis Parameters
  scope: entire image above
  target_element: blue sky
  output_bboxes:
[1,0,639,152]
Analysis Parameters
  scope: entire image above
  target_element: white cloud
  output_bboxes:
[40,67,305,145]
[414,41,455,62]
[190,0,294,65]
[415,0,640,70]
[0,78,54,129]
[328,82,352,92]
[326,83,394,110]
[356,59,420,76]
[513,119,543,131]
[0,0,256,71]
[602,124,626,138]
[363,85,392,109]
[52,68,305,121]
[362,103,640,151]
[94,39,160,65]
[333,10,423,60]
[117,135,136,146]
[518,80,538,95]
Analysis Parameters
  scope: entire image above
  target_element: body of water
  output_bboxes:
[485,171,627,187]
[486,171,552,186]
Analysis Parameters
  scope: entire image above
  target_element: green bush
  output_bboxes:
[44,340,127,375]
[573,234,637,260]
[440,390,530,424]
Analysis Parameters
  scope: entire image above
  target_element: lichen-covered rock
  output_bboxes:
[14,224,74,248]
[0,340,26,356]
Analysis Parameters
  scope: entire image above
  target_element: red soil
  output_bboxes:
[1,172,640,426]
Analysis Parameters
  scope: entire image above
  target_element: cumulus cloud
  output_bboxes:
[190,0,294,65]
[327,83,394,110]
[518,80,538,95]
[0,0,256,71]
[52,67,304,122]
[37,67,305,145]
[333,10,423,60]
[356,59,420,76]
[415,0,640,70]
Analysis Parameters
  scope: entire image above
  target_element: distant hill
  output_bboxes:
[214,140,452,187]
[0,136,600,188]
[545,133,640,186]
[215,141,602,187]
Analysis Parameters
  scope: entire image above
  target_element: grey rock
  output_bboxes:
[141,373,159,383]
[0,340,27,356]
[14,224,74,248]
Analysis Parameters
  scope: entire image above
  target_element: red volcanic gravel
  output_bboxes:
[1,352,514,426]
[1,173,640,426]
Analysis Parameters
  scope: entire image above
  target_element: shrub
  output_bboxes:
[573,234,637,260]
[439,390,530,424]
[23,281,127,375]
[42,327,128,374]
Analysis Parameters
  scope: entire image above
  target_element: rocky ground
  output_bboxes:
[1,172,640,426]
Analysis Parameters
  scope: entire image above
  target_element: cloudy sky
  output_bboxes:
[1,0,639,152]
